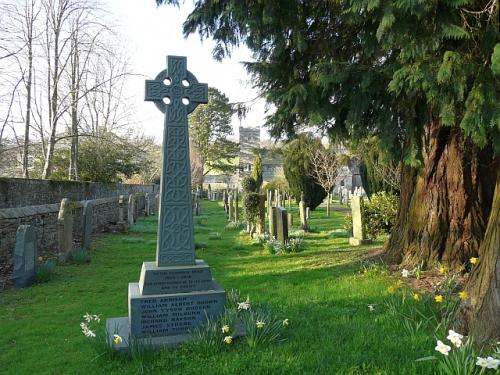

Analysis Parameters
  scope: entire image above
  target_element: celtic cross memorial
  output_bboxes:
[145,55,208,266]
[107,56,225,350]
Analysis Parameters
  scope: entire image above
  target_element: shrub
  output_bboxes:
[241,176,257,193]
[36,259,57,283]
[244,192,261,226]
[344,192,399,239]
[282,135,327,210]
[71,248,91,264]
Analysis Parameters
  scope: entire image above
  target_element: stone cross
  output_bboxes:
[145,55,208,267]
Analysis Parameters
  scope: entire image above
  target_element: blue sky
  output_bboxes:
[107,0,267,141]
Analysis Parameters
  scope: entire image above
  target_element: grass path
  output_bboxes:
[0,200,435,374]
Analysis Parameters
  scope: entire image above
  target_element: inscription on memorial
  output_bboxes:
[129,283,225,337]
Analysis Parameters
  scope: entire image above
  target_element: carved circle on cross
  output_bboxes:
[152,70,201,114]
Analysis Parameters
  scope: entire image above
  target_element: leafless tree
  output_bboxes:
[307,144,339,216]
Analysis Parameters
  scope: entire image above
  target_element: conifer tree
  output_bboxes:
[157,0,499,341]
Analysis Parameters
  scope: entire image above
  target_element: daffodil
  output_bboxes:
[401,269,409,278]
[435,340,451,356]
[458,291,468,300]
[387,286,396,294]
[470,257,478,265]
[224,336,232,344]
[221,325,230,334]
[434,295,444,303]
[83,313,93,323]
[446,330,463,348]
[476,356,500,370]
[413,293,421,301]
[38,256,43,262]
[367,304,375,312]
[439,266,447,274]
[256,320,265,329]
[237,301,250,311]
[282,319,289,326]
[113,334,123,345]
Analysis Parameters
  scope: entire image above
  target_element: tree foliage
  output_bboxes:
[251,153,263,191]
[241,176,257,193]
[189,87,238,177]
[282,134,326,210]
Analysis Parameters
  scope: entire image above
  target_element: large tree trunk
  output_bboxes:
[455,168,500,342]
[385,120,497,269]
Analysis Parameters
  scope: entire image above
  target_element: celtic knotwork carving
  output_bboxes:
[145,55,208,267]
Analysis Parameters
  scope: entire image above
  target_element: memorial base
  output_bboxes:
[349,237,372,246]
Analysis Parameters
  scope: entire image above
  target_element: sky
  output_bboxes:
[106,0,268,142]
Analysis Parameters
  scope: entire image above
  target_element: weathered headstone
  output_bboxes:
[127,194,135,225]
[107,55,225,350]
[234,190,239,222]
[58,198,73,262]
[256,194,266,235]
[268,204,277,238]
[117,195,127,231]
[228,194,234,222]
[287,212,293,228]
[82,201,93,250]
[13,225,37,288]
[306,206,310,220]
[223,190,229,213]
[299,192,309,231]
[349,196,372,246]
[275,207,288,244]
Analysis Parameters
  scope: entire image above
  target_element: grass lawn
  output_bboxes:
[0,200,437,375]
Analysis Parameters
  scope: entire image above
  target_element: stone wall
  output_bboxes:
[0,177,158,209]
[0,193,156,289]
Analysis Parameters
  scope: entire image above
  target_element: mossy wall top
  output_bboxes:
[0,178,158,209]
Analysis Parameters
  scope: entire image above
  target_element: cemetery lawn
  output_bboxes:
[0,201,436,375]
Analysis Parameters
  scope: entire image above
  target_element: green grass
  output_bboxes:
[0,201,436,375]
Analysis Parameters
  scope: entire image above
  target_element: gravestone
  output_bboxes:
[299,192,309,231]
[58,198,73,262]
[107,55,225,350]
[349,196,372,246]
[228,193,234,222]
[127,194,135,225]
[256,195,266,235]
[275,207,288,244]
[13,225,37,288]
[306,207,310,220]
[145,193,151,216]
[223,190,228,213]
[287,212,293,228]
[82,201,93,250]
[268,204,277,238]
[117,195,127,231]
[234,190,239,222]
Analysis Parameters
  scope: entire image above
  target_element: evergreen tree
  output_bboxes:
[157,0,499,342]
[251,153,263,191]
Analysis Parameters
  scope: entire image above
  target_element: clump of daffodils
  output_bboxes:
[476,356,499,370]
[80,313,100,338]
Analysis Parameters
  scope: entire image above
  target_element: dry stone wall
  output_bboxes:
[0,177,158,209]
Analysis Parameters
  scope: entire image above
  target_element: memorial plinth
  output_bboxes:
[107,55,225,351]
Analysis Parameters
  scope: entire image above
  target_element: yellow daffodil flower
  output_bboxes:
[434,295,444,303]
[221,325,230,334]
[387,286,396,294]
[113,334,123,345]
[458,291,468,300]
[470,257,478,265]
[256,320,265,329]
[439,266,447,274]
[223,336,232,344]
[413,293,421,301]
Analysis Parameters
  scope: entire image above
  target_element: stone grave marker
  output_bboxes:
[58,198,73,262]
[107,55,225,350]
[287,212,293,228]
[117,195,127,231]
[82,201,93,250]
[268,204,277,238]
[256,194,266,235]
[234,190,239,222]
[223,190,229,213]
[299,192,309,231]
[127,194,135,225]
[275,207,288,244]
[228,193,233,222]
[12,225,37,288]
[349,196,372,246]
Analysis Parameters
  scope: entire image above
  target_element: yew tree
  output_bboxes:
[157,0,499,341]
